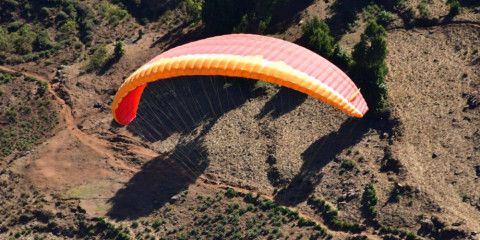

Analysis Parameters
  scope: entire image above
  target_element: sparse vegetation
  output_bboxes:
[363,183,378,218]
[0,71,58,157]
[308,196,364,233]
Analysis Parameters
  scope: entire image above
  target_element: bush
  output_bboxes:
[113,41,125,60]
[417,1,430,18]
[83,45,109,72]
[57,20,77,40]
[40,7,50,18]
[0,27,12,52]
[390,187,401,202]
[302,16,334,58]
[376,10,393,26]
[184,0,202,23]
[340,160,355,171]
[363,4,393,27]
[106,6,129,25]
[8,21,22,32]
[34,30,54,51]
[13,25,36,54]
[225,188,236,198]
[448,0,462,16]
[364,183,378,217]
[56,11,69,23]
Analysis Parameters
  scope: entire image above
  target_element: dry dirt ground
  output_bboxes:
[1,1,480,239]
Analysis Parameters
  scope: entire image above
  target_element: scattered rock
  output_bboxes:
[463,92,480,110]
[169,194,182,203]
[266,155,277,165]
[432,153,438,159]
[420,218,435,232]
[475,165,480,177]
[93,102,103,108]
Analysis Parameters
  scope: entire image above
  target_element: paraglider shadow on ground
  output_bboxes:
[256,87,308,119]
[108,76,263,219]
[274,117,370,206]
[107,136,209,220]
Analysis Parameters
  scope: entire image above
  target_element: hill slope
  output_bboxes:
[0,0,479,239]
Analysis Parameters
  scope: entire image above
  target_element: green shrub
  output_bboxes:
[448,0,462,16]
[83,45,109,72]
[57,20,77,40]
[363,3,393,26]
[107,6,129,25]
[34,30,54,51]
[8,21,22,32]
[340,160,355,171]
[65,3,77,20]
[0,27,12,52]
[113,41,125,60]
[406,232,416,240]
[40,7,50,18]
[302,16,334,58]
[363,183,378,217]
[417,1,430,18]
[56,11,69,23]
[390,187,401,202]
[13,25,36,54]
[376,10,393,26]
[225,188,236,198]
[184,0,202,23]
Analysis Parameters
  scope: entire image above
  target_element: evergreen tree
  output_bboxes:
[351,22,389,114]
[302,16,334,58]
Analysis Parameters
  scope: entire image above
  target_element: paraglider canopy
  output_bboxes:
[112,34,368,125]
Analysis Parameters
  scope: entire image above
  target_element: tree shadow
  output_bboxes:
[107,130,210,220]
[118,0,177,22]
[325,0,369,38]
[267,0,315,34]
[255,87,308,119]
[150,23,207,50]
[274,117,370,205]
[274,111,399,206]
[122,76,260,142]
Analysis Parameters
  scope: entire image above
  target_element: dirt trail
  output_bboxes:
[0,65,142,172]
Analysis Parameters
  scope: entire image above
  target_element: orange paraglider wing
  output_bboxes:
[112,34,368,125]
